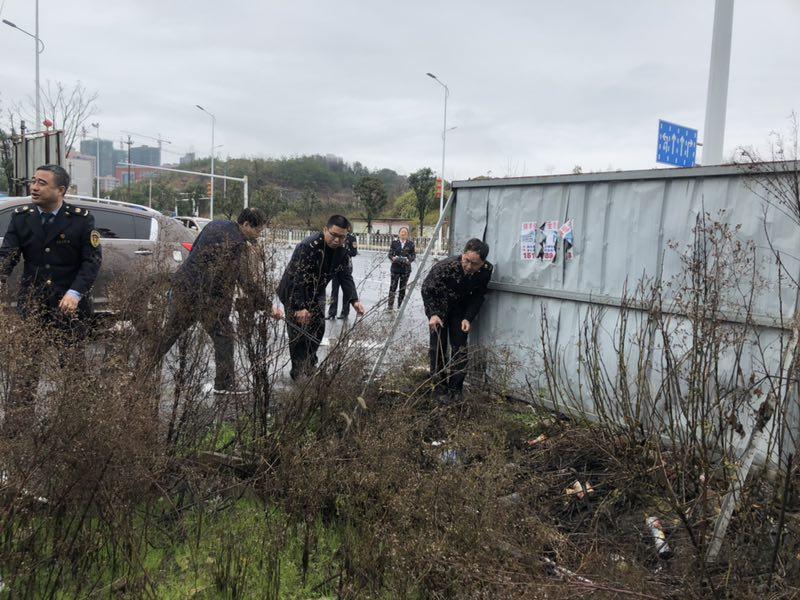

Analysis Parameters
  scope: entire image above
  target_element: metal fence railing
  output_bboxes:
[266,228,449,256]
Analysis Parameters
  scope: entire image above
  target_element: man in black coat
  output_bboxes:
[278,215,365,380]
[149,208,282,394]
[0,164,102,429]
[387,225,415,309]
[0,165,102,329]
[327,230,358,319]
[421,238,492,401]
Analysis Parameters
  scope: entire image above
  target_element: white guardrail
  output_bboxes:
[265,229,449,255]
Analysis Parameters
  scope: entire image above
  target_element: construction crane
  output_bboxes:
[120,130,173,169]
[120,130,172,153]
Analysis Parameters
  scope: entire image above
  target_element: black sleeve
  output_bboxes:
[421,263,448,319]
[339,268,358,304]
[463,267,492,323]
[334,255,358,303]
[70,214,102,296]
[0,215,22,282]
[408,240,416,263]
[387,240,396,261]
[288,242,318,311]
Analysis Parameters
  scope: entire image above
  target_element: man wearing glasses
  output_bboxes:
[421,238,492,403]
[278,215,366,381]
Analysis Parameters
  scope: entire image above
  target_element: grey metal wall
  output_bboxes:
[451,165,799,462]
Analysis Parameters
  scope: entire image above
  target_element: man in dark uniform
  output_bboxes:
[327,228,358,319]
[147,207,282,394]
[0,164,102,428]
[421,238,492,401]
[278,214,365,381]
[387,225,415,309]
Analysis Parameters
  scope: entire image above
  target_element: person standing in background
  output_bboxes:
[328,228,358,319]
[387,226,415,310]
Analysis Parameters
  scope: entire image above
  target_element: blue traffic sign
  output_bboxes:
[656,120,697,167]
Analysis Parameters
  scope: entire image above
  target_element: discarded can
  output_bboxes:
[430,440,459,465]
[527,433,548,447]
[440,449,459,465]
[564,480,594,500]
[646,516,673,559]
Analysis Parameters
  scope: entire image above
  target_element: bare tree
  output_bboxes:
[13,80,99,153]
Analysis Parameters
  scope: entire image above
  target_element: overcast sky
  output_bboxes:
[2,0,798,181]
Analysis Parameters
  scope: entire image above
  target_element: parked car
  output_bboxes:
[174,216,211,232]
[0,195,197,320]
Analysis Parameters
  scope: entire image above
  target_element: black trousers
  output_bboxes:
[429,313,469,393]
[328,270,353,317]
[388,270,410,308]
[154,297,235,390]
[287,304,326,380]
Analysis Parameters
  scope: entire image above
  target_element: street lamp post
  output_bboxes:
[196,105,216,219]
[427,72,449,250]
[91,122,100,196]
[3,3,44,128]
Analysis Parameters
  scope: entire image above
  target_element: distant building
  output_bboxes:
[350,217,446,239]
[115,164,157,185]
[130,145,160,167]
[179,152,196,165]
[113,149,127,170]
[98,176,119,194]
[79,138,115,177]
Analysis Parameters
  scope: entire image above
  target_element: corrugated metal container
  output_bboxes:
[451,164,799,465]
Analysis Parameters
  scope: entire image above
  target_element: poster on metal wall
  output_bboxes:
[520,221,537,260]
[560,219,574,261]
[542,221,559,262]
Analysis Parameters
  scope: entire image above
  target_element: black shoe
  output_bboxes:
[326,314,336,320]
[337,313,349,319]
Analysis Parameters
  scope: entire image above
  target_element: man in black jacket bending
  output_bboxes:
[278,215,365,380]
[149,208,282,394]
[421,238,492,401]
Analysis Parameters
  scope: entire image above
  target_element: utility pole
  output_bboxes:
[91,122,100,196]
[121,130,172,165]
[124,135,133,201]
[702,0,735,165]
[35,0,40,127]
[223,161,227,207]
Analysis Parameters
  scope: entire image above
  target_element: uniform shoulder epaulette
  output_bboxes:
[65,204,89,217]
[13,205,32,214]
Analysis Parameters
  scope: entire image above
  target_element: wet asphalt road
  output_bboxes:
[165,249,441,393]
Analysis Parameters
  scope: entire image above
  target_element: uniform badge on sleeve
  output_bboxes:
[90,230,101,248]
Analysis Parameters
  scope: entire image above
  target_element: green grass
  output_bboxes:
[3,498,348,599]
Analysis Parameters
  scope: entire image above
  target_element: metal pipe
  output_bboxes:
[427,72,449,251]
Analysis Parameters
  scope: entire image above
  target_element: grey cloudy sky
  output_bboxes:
[2,0,799,181]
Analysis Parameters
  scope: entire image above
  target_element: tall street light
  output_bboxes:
[91,122,100,196]
[427,72,449,249]
[196,104,216,218]
[3,5,44,127]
